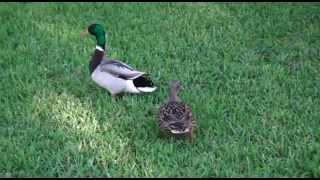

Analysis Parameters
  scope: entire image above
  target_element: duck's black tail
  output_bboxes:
[133,75,155,88]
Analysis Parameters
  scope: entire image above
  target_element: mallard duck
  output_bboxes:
[157,80,196,142]
[82,23,157,97]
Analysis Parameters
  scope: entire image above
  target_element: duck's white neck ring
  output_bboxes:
[96,45,105,52]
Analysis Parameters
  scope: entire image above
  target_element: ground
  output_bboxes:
[0,2,319,177]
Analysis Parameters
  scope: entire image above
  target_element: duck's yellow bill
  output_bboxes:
[80,30,89,37]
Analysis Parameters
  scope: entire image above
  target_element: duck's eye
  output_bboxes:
[88,24,98,35]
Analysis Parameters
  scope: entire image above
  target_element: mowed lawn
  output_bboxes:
[0,2,320,177]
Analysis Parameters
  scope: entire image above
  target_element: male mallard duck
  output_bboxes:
[83,23,157,97]
[157,80,196,142]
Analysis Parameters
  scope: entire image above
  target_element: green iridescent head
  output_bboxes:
[88,24,106,48]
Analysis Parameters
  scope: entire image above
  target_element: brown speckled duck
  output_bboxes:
[157,80,196,142]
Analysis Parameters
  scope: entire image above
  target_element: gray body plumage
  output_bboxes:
[91,57,156,95]
[99,57,145,80]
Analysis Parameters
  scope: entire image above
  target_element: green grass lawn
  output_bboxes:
[1,2,320,177]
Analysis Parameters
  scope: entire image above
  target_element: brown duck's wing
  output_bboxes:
[157,102,194,130]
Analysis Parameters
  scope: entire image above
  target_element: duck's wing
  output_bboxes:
[99,57,145,80]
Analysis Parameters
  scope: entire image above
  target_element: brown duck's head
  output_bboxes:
[170,80,183,92]
[169,80,183,102]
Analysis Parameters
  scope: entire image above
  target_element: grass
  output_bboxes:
[1,2,320,177]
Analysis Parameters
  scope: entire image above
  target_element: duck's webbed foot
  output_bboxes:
[111,93,123,100]
[188,129,194,143]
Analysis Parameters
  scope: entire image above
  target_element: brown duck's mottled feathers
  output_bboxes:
[157,101,195,135]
